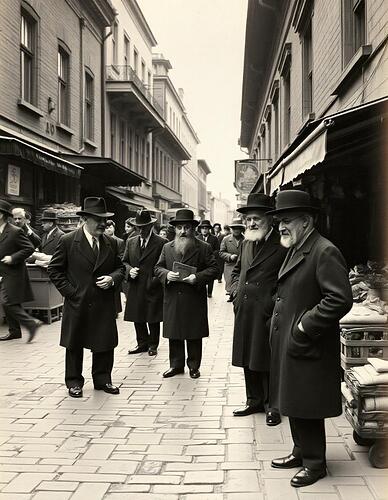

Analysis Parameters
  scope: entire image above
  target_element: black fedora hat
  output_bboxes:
[268,190,319,215]
[198,219,213,229]
[76,197,114,217]
[129,209,157,227]
[41,210,58,221]
[169,208,199,227]
[0,199,12,216]
[229,217,245,229]
[237,192,273,214]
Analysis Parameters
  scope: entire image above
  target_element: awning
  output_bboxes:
[0,136,82,179]
[106,186,161,213]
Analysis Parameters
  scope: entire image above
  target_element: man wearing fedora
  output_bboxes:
[230,193,287,426]
[39,210,64,255]
[219,217,245,297]
[155,209,218,379]
[197,220,220,298]
[0,199,42,342]
[122,209,166,356]
[268,190,352,487]
[48,197,125,398]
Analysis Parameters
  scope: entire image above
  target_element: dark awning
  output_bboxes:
[0,136,82,179]
[106,186,161,213]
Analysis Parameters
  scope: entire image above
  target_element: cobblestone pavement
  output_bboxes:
[0,281,387,499]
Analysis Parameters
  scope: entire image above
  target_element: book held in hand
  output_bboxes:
[173,261,197,281]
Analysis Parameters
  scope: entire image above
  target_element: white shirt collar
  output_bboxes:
[140,229,153,247]
[83,225,99,249]
[47,227,56,239]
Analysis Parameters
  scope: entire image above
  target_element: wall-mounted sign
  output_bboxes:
[234,160,259,194]
[6,164,20,196]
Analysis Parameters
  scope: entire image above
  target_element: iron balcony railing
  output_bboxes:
[106,65,165,118]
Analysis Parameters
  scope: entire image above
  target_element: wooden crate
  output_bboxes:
[340,327,388,370]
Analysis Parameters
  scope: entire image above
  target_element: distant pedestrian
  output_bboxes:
[219,217,245,296]
[12,207,41,249]
[40,210,64,255]
[48,197,125,398]
[197,220,219,298]
[268,190,352,488]
[158,226,168,239]
[122,218,139,243]
[155,209,218,379]
[123,210,166,357]
[213,223,224,283]
[223,224,231,237]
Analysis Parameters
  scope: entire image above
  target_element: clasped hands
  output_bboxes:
[167,271,196,285]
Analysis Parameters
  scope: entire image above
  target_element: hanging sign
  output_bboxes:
[234,160,259,194]
[6,164,20,196]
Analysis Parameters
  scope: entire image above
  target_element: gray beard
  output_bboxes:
[244,228,267,242]
[174,235,195,257]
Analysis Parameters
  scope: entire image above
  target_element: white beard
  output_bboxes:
[280,234,293,248]
[244,228,267,242]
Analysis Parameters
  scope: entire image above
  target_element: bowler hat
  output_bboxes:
[169,209,199,227]
[229,217,245,229]
[237,192,273,214]
[268,190,319,214]
[198,219,213,229]
[0,199,12,216]
[41,210,58,221]
[129,209,156,227]
[76,197,114,217]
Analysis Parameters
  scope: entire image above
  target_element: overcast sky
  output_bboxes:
[138,0,248,208]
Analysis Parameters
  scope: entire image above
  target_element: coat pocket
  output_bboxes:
[287,322,322,360]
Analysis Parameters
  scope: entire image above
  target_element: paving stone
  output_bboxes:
[105,495,178,500]
[1,473,56,493]
[32,493,72,500]
[222,470,260,492]
[69,482,109,500]
[263,478,299,499]
[183,471,224,484]
[365,476,388,499]
[36,481,79,491]
[82,444,116,460]
[127,474,181,484]
[186,445,225,456]
[227,443,253,461]
[58,473,126,482]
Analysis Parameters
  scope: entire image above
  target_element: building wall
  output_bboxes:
[181,116,199,214]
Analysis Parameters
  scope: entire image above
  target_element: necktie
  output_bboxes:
[92,237,99,258]
[140,238,146,253]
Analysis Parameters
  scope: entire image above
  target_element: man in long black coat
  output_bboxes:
[230,194,287,426]
[268,190,352,488]
[155,209,218,379]
[123,210,166,356]
[0,200,42,342]
[40,210,64,255]
[197,220,219,298]
[48,197,125,398]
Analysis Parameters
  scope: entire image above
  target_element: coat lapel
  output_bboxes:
[94,235,112,272]
[182,239,199,264]
[278,229,320,280]
[139,232,156,262]
[74,228,95,266]
[0,223,10,245]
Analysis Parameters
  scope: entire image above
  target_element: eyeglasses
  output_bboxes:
[274,216,302,225]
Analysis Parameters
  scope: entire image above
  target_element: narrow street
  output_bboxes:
[0,281,385,499]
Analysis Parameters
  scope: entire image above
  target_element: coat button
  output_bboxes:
[274,326,278,331]
[245,281,248,285]
[276,297,281,301]
[275,312,279,316]
[244,295,247,299]
[256,282,259,286]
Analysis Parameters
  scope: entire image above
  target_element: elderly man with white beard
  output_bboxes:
[154,209,218,379]
[229,193,287,425]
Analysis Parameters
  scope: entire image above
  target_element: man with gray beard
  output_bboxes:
[155,209,218,379]
[230,193,287,425]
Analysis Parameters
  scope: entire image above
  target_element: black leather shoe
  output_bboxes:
[94,383,120,394]
[189,369,200,379]
[163,368,184,378]
[271,454,303,469]
[128,345,148,354]
[27,320,43,343]
[207,294,212,298]
[0,333,22,341]
[290,467,326,487]
[233,405,264,417]
[69,386,83,398]
[266,411,281,426]
[148,349,157,356]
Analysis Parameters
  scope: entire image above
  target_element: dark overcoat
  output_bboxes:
[123,232,165,323]
[220,234,245,292]
[40,226,65,255]
[0,223,34,304]
[154,238,218,339]
[112,235,125,314]
[270,229,353,419]
[230,230,287,371]
[47,228,125,352]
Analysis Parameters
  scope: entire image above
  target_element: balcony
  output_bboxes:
[106,65,164,129]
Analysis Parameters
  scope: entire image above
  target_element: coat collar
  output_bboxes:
[73,228,112,270]
[139,232,158,262]
[278,228,320,280]
[247,229,279,269]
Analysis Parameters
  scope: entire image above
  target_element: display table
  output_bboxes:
[23,265,63,324]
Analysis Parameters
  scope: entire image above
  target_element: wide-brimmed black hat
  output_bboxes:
[41,210,58,221]
[0,200,12,216]
[198,219,213,229]
[237,192,273,214]
[76,197,114,217]
[268,190,319,215]
[129,209,157,227]
[169,209,199,227]
[229,217,245,229]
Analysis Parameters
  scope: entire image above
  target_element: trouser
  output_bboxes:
[65,348,114,388]
[207,280,214,296]
[244,367,275,412]
[134,322,160,350]
[169,339,202,370]
[289,416,326,470]
[2,303,37,337]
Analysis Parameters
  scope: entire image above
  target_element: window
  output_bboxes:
[141,61,146,83]
[124,35,130,67]
[20,10,37,104]
[342,0,366,66]
[147,71,151,90]
[266,112,272,164]
[110,113,116,159]
[273,91,279,159]
[84,71,94,141]
[112,21,118,65]
[119,121,126,164]
[135,134,139,171]
[282,67,291,147]
[302,19,313,117]
[127,127,132,168]
[133,48,138,75]
[58,46,70,126]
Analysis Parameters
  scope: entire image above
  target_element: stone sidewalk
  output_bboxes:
[0,281,386,499]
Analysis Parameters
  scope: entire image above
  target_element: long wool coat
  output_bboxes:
[219,234,245,292]
[270,229,353,419]
[154,238,218,340]
[230,230,287,371]
[0,223,34,304]
[48,228,125,352]
[122,232,166,323]
[40,226,64,255]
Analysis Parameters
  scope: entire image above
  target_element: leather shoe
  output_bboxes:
[68,386,83,398]
[163,367,184,378]
[233,405,264,417]
[189,369,200,379]
[207,294,212,298]
[271,453,303,469]
[290,467,326,487]
[266,411,281,426]
[148,349,157,356]
[27,320,43,343]
[128,345,148,354]
[94,383,120,394]
[0,333,22,341]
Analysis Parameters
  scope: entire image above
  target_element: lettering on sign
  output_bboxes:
[6,164,21,196]
[46,122,55,135]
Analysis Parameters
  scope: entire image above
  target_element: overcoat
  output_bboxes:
[219,234,245,292]
[154,238,218,339]
[270,229,353,419]
[197,233,219,259]
[0,223,34,304]
[230,230,287,371]
[112,235,125,314]
[47,228,125,352]
[122,232,165,323]
[215,233,225,279]
[40,226,64,255]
